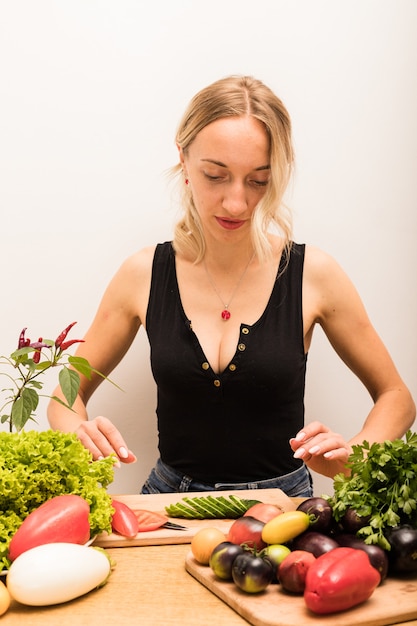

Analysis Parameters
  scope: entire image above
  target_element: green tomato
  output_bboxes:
[263,544,291,582]
[264,544,291,568]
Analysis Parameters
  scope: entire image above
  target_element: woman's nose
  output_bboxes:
[222,182,248,215]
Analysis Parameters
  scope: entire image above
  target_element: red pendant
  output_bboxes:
[221,309,231,320]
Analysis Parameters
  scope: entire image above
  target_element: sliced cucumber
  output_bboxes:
[165,495,262,519]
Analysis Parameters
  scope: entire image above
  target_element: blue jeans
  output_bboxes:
[141,458,313,497]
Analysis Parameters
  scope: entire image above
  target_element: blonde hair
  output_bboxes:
[172,75,294,263]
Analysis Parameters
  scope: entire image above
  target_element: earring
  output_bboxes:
[185,178,189,185]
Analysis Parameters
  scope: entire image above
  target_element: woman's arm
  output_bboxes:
[47,246,155,463]
[291,246,416,477]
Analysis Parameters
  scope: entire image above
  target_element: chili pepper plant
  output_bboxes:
[0,323,119,568]
[0,322,106,432]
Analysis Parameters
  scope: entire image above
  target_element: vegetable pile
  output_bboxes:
[190,500,390,614]
[0,429,115,570]
[186,430,417,616]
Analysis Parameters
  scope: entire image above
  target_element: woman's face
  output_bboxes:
[180,115,270,246]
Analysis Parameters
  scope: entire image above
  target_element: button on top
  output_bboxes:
[242,327,249,335]
[202,362,210,370]
[229,364,236,371]
[213,379,221,387]
[238,343,246,352]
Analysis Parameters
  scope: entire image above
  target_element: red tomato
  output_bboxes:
[111,500,139,538]
[8,494,91,561]
[228,516,266,550]
[278,550,316,593]
[244,503,283,523]
[135,510,169,532]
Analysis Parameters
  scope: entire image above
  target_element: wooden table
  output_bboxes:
[2,489,417,626]
[1,543,417,626]
[1,544,248,625]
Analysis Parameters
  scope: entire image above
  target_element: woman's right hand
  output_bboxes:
[75,415,137,465]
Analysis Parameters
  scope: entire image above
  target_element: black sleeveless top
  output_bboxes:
[146,241,307,484]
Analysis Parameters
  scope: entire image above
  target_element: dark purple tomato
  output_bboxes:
[209,542,246,580]
[296,497,334,534]
[335,533,389,582]
[291,531,339,557]
[232,552,274,593]
[387,525,417,575]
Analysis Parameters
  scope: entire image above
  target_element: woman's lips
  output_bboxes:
[216,217,245,230]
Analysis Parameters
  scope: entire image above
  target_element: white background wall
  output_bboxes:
[1,0,416,497]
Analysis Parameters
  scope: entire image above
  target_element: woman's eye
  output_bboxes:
[251,179,269,187]
[203,172,223,182]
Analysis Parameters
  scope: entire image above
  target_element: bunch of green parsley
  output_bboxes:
[328,430,417,550]
[0,430,115,570]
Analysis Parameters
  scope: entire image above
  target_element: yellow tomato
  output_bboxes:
[261,510,310,545]
[191,527,227,565]
[0,579,10,616]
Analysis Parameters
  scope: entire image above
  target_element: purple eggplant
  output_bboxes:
[387,525,417,575]
[338,507,371,534]
[296,497,334,534]
[291,531,339,557]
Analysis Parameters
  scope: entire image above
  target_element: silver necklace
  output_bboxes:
[204,253,255,321]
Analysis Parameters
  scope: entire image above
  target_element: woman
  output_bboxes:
[47,75,415,497]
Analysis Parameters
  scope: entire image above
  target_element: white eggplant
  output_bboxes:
[6,542,112,606]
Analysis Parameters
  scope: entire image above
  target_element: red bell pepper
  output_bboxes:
[304,547,381,614]
[8,494,91,561]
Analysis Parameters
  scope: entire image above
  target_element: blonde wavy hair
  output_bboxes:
[171,75,295,263]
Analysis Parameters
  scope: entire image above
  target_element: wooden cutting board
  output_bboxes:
[185,552,417,626]
[93,489,297,548]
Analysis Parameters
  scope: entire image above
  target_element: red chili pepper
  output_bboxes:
[59,338,85,351]
[32,337,43,363]
[304,547,381,614]
[55,322,77,348]
[18,328,29,349]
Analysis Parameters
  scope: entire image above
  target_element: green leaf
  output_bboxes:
[59,367,80,407]
[10,387,39,431]
[68,356,123,391]
[68,356,93,379]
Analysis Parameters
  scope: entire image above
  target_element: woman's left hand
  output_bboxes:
[289,421,352,477]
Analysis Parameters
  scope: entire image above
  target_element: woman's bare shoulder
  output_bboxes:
[118,244,157,279]
[302,244,342,283]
